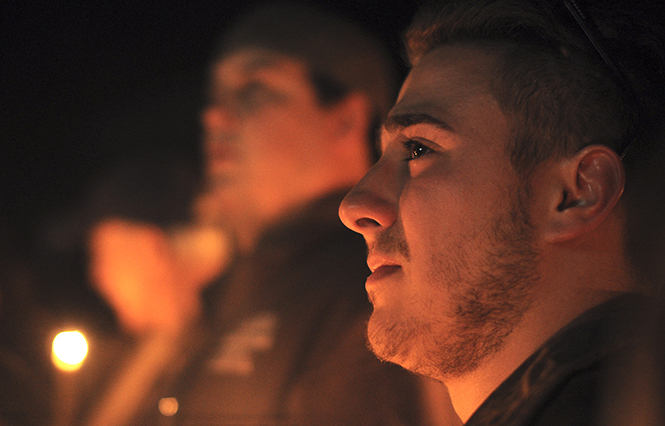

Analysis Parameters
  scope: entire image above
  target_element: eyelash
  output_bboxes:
[404,139,432,161]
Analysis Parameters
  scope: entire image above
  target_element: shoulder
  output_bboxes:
[468,294,646,426]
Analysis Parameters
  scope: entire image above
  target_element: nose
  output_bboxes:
[201,102,238,133]
[339,160,399,238]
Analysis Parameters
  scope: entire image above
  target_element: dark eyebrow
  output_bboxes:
[245,56,284,72]
[382,113,453,133]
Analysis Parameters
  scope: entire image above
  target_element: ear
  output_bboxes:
[328,92,372,143]
[543,145,625,243]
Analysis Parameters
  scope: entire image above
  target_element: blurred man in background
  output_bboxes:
[159,2,452,425]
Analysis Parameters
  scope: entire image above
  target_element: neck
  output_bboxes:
[444,287,624,422]
[445,242,632,422]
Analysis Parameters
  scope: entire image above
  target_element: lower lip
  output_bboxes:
[366,265,401,287]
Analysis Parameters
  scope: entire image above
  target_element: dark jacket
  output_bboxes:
[466,294,644,426]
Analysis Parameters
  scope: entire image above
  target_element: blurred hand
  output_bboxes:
[88,219,231,335]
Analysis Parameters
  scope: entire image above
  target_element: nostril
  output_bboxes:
[356,218,381,228]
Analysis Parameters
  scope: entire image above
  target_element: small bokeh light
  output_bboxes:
[159,397,179,416]
[52,331,88,372]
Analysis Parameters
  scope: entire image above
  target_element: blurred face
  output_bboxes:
[339,44,539,381]
[201,48,336,248]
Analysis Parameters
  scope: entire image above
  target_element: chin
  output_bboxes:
[367,310,460,381]
[366,310,420,369]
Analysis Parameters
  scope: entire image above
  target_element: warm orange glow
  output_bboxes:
[88,220,231,335]
[158,397,179,416]
[52,331,88,371]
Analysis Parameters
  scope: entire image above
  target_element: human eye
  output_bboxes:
[403,139,433,161]
[237,82,285,112]
[237,83,268,108]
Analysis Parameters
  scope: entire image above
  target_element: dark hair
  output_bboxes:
[405,0,665,180]
[211,1,396,122]
[308,69,350,107]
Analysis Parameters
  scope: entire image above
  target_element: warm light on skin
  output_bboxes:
[88,219,230,335]
[159,397,179,416]
[52,331,88,372]
[202,48,372,253]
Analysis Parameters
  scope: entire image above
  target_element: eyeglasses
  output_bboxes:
[561,0,640,159]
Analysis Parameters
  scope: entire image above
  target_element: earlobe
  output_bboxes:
[331,93,371,140]
[544,145,625,243]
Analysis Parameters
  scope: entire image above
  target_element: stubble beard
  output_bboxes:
[366,190,539,381]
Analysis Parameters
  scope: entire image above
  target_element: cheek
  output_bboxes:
[236,121,292,181]
[249,109,321,155]
[399,181,487,285]
[244,117,286,150]
[400,182,460,254]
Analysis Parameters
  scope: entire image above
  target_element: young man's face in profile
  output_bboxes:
[201,48,339,236]
[340,43,539,381]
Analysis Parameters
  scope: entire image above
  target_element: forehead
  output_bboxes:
[378,43,512,160]
[210,48,311,89]
[385,43,502,136]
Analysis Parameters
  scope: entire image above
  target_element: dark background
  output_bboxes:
[2,0,423,258]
